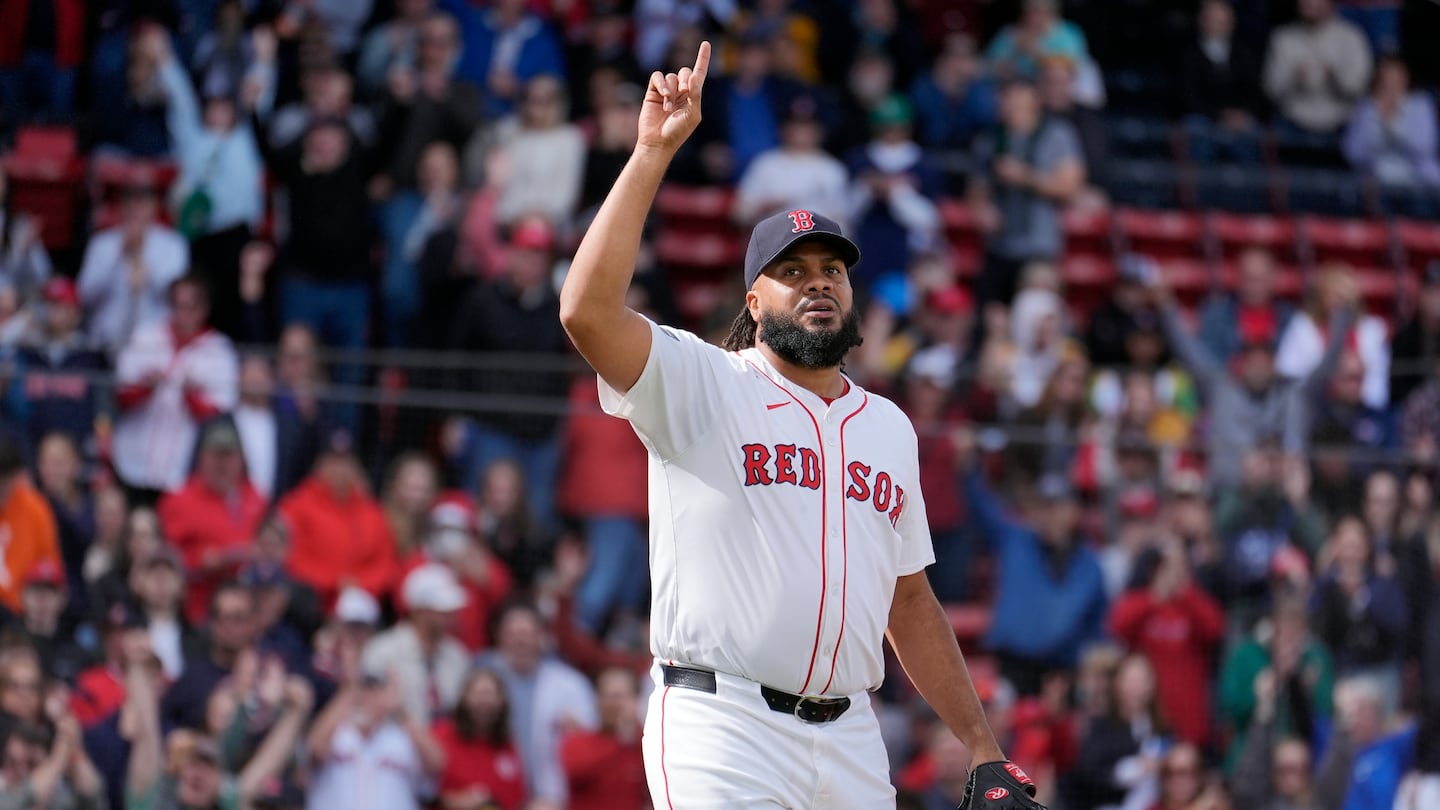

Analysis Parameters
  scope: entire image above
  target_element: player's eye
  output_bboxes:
[825,265,842,275]
[783,266,802,276]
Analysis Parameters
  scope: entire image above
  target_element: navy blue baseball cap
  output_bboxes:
[743,209,861,290]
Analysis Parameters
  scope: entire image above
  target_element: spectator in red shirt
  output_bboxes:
[557,376,649,633]
[70,601,149,727]
[560,666,646,810]
[396,495,513,652]
[279,430,399,607]
[432,667,527,810]
[1110,540,1227,746]
[157,418,267,624]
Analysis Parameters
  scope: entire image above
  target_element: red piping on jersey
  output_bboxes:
[821,393,868,695]
[739,355,828,693]
[659,684,674,809]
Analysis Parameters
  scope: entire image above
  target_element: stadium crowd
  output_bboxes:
[0,0,1437,808]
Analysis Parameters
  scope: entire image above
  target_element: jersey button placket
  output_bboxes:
[818,423,845,691]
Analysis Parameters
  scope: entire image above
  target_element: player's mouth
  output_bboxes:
[800,300,838,318]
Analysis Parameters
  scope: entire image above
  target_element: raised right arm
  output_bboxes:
[559,42,710,394]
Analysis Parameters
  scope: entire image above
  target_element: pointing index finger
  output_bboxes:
[690,41,711,93]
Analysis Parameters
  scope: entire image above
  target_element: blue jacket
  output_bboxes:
[441,1,565,117]
[1341,725,1416,810]
[965,470,1108,666]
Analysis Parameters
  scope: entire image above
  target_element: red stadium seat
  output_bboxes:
[945,603,992,651]
[1218,261,1304,299]
[655,228,744,273]
[1060,253,1115,286]
[1350,266,1406,312]
[655,184,736,232]
[1209,212,1300,263]
[2,126,86,250]
[1114,208,1204,259]
[1063,205,1114,257]
[1396,220,1440,268]
[1156,258,1212,300]
[1302,216,1394,269]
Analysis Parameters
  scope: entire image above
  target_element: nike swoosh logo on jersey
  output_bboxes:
[766,402,790,410]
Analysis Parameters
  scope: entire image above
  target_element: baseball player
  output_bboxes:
[559,42,1045,810]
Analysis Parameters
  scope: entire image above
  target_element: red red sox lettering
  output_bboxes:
[741,443,907,527]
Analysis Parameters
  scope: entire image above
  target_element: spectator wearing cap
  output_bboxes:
[1109,540,1225,747]
[15,280,106,457]
[447,216,569,520]
[477,602,598,805]
[560,666,646,810]
[558,376,649,634]
[127,546,196,680]
[442,0,566,118]
[362,563,471,724]
[1344,57,1440,191]
[1179,0,1265,164]
[984,0,1089,82]
[1263,0,1373,135]
[232,354,316,504]
[112,274,239,500]
[398,495,513,651]
[0,435,60,614]
[154,21,275,341]
[157,417,266,624]
[0,174,52,304]
[278,431,398,608]
[909,33,997,158]
[9,559,85,683]
[237,560,310,675]
[732,94,848,227]
[70,601,150,728]
[126,620,313,810]
[843,94,942,291]
[76,180,189,355]
[306,661,444,810]
[960,442,1107,695]
[1390,262,1440,405]
[969,78,1084,317]
[1086,255,1164,369]
[1155,272,1349,490]
[311,584,381,687]
[1197,247,1294,364]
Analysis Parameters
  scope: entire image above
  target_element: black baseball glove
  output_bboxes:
[956,761,1048,810]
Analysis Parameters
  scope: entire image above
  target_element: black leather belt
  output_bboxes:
[662,664,852,724]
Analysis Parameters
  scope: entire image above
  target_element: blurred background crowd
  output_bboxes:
[0,0,1437,808]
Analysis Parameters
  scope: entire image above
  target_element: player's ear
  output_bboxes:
[745,290,761,322]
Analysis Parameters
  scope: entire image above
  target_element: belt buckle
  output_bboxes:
[792,695,837,724]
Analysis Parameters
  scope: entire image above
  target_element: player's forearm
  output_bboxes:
[887,577,1004,764]
[559,146,674,332]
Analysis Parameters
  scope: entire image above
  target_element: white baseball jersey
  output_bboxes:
[599,318,934,697]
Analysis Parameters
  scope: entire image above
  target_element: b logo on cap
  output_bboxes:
[788,210,815,233]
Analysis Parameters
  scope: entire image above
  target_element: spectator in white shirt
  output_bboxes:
[232,354,317,503]
[476,602,598,805]
[362,563,472,724]
[1275,264,1390,408]
[111,275,238,498]
[306,665,445,810]
[76,183,189,355]
[732,95,850,228]
[1343,55,1440,188]
[1263,0,1372,134]
[491,75,587,229]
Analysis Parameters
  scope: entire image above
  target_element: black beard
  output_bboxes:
[757,307,864,369]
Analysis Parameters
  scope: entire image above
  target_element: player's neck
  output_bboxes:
[755,343,848,400]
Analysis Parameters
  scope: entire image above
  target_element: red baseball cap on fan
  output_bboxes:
[41,278,80,308]
[510,219,555,252]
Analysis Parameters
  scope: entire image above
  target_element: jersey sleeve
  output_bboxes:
[895,424,936,576]
[597,318,732,461]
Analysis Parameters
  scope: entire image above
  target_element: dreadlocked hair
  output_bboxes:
[720,307,757,352]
